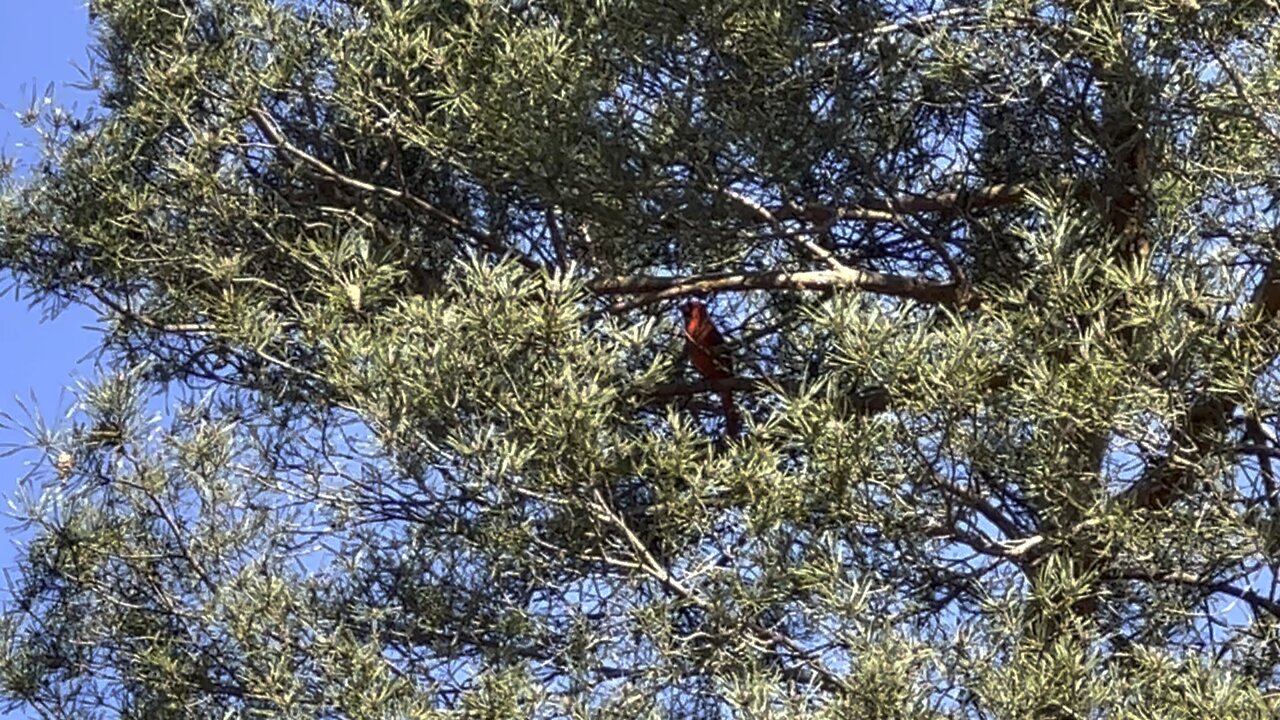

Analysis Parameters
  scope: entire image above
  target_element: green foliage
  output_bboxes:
[3,0,1280,717]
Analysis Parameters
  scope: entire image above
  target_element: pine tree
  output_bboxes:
[2,1,1280,717]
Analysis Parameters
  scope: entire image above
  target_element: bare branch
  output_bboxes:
[768,181,1055,225]
[811,8,986,49]
[591,268,971,310]
[719,186,853,274]
[1107,568,1280,620]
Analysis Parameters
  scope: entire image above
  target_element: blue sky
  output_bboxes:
[0,2,100,705]
[0,0,99,419]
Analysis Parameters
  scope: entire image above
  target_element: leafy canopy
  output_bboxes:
[2,0,1280,717]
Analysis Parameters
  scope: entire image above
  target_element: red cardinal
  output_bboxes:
[681,300,742,437]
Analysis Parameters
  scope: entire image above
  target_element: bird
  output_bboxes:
[680,300,742,438]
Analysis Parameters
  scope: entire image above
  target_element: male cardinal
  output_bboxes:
[681,300,742,437]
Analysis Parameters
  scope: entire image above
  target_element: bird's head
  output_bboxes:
[680,300,707,323]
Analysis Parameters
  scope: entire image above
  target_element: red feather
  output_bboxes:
[681,301,741,437]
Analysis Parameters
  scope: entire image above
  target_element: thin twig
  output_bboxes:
[247,107,541,271]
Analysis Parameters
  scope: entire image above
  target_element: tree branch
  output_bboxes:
[719,186,853,274]
[1122,258,1280,509]
[587,487,851,695]
[247,107,541,272]
[591,268,971,310]
[640,377,893,419]
[1106,568,1280,620]
[767,181,1055,225]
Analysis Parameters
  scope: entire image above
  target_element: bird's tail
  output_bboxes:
[719,390,742,438]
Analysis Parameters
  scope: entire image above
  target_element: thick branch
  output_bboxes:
[591,268,971,309]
